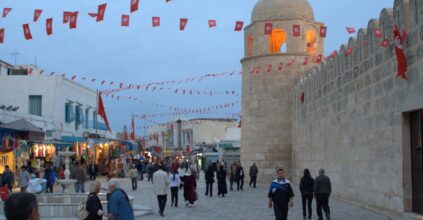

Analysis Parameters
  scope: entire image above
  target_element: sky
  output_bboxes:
[0,0,394,133]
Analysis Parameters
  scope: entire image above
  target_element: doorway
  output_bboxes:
[410,110,423,214]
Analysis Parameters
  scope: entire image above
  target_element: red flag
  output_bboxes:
[329,50,338,59]
[374,28,383,38]
[362,41,370,46]
[130,0,140,13]
[0,28,4,44]
[34,9,42,22]
[88,13,97,17]
[293,24,301,37]
[2,8,12,18]
[46,18,53,35]
[234,21,244,31]
[255,66,261,74]
[346,27,356,34]
[320,26,327,38]
[91,78,96,82]
[69,12,78,29]
[180,18,188,31]
[208,20,216,28]
[97,4,107,22]
[130,115,135,140]
[22,24,32,40]
[97,92,112,132]
[121,15,130,26]
[394,26,408,80]
[315,54,323,63]
[152,17,160,27]
[71,76,77,80]
[303,57,309,65]
[101,80,106,85]
[380,39,389,48]
[264,22,273,34]
[63,12,72,23]
[300,92,305,103]
[266,64,272,72]
[344,48,352,57]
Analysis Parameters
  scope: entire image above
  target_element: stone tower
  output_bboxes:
[240,0,324,182]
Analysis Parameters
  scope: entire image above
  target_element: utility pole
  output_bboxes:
[10,50,19,65]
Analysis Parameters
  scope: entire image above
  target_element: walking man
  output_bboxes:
[235,162,245,191]
[205,165,214,197]
[153,165,169,217]
[88,163,97,181]
[314,169,331,220]
[2,165,15,192]
[249,163,258,188]
[128,164,139,191]
[19,166,30,192]
[268,168,294,220]
[71,162,86,193]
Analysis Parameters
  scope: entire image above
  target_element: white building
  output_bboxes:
[0,63,111,142]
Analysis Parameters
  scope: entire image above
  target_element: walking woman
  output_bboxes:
[85,181,103,220]
[180,169,197,207]
[169,170,181,207]
[217,165,228,197]
[299,169,314,220]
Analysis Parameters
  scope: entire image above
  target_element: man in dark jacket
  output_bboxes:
[2,165,15,192]
[235,162,245,191]
[205,165,214,197]
[268,168,294,220]
[249,163,258,188]
[314,169,331,220]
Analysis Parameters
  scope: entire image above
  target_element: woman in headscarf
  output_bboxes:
[217,165,228,197]
[180,169,197,207]
[85,181,103,220]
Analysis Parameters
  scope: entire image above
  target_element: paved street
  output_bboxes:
[101,175,390,220]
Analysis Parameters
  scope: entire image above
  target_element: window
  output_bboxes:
[268,28,286,53]
[247,33,253,56]
[85,109,89,129]
[65,103,75,123]
[29,95,42,116]
[306,29,318,58]
[75,106,80,130]
[92,110,97,129]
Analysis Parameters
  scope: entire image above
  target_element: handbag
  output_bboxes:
[76,194,94,220]
[76,201,89,220]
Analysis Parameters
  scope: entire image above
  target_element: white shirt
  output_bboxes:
[168,173,181,188]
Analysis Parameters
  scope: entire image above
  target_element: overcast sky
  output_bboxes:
[0,0,394,133]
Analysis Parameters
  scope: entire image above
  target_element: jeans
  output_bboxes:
[236,177,244,190]
[74,183,85,193]
[170,187,179,207]
[47,183,54,193]
[302,194,313,218]
[89,174,96,180]
[249,176,257,188]
[131,178,138,190]
[229,177,234,190]
[157,195,167,215]
[316,193,330,219]
[205,182,213,197]
[273,202,289,220]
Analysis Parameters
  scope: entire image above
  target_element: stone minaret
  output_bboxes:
[240,0,324,182]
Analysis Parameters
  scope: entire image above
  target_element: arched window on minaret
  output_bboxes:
[306,29,318,58]
[268,28,287,54]
[247,33,253,56]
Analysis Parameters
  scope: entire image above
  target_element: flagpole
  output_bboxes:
[95,89,99,136]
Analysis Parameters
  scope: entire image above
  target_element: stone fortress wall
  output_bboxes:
[292,0,423,215]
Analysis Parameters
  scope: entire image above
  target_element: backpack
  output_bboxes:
[76,194,94,220]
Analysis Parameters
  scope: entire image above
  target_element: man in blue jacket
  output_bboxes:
[268,168,294,220]
[107,179,134,220]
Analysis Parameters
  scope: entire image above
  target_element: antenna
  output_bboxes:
[10,50,19,65]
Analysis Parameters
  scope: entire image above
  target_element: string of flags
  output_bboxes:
[104,91,240,113]
[138,115,240,130]
[101,85,240,97]
[138,111,240,119]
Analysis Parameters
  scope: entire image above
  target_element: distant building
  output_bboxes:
[146,118,238,154]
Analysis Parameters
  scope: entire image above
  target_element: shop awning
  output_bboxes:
[0,119,45,141]
[61,136,86,143]
[34,140,74,148]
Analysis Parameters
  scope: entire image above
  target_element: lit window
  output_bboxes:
[269,29,287,53]
[306,30,318,58]
[247,33,253,56]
